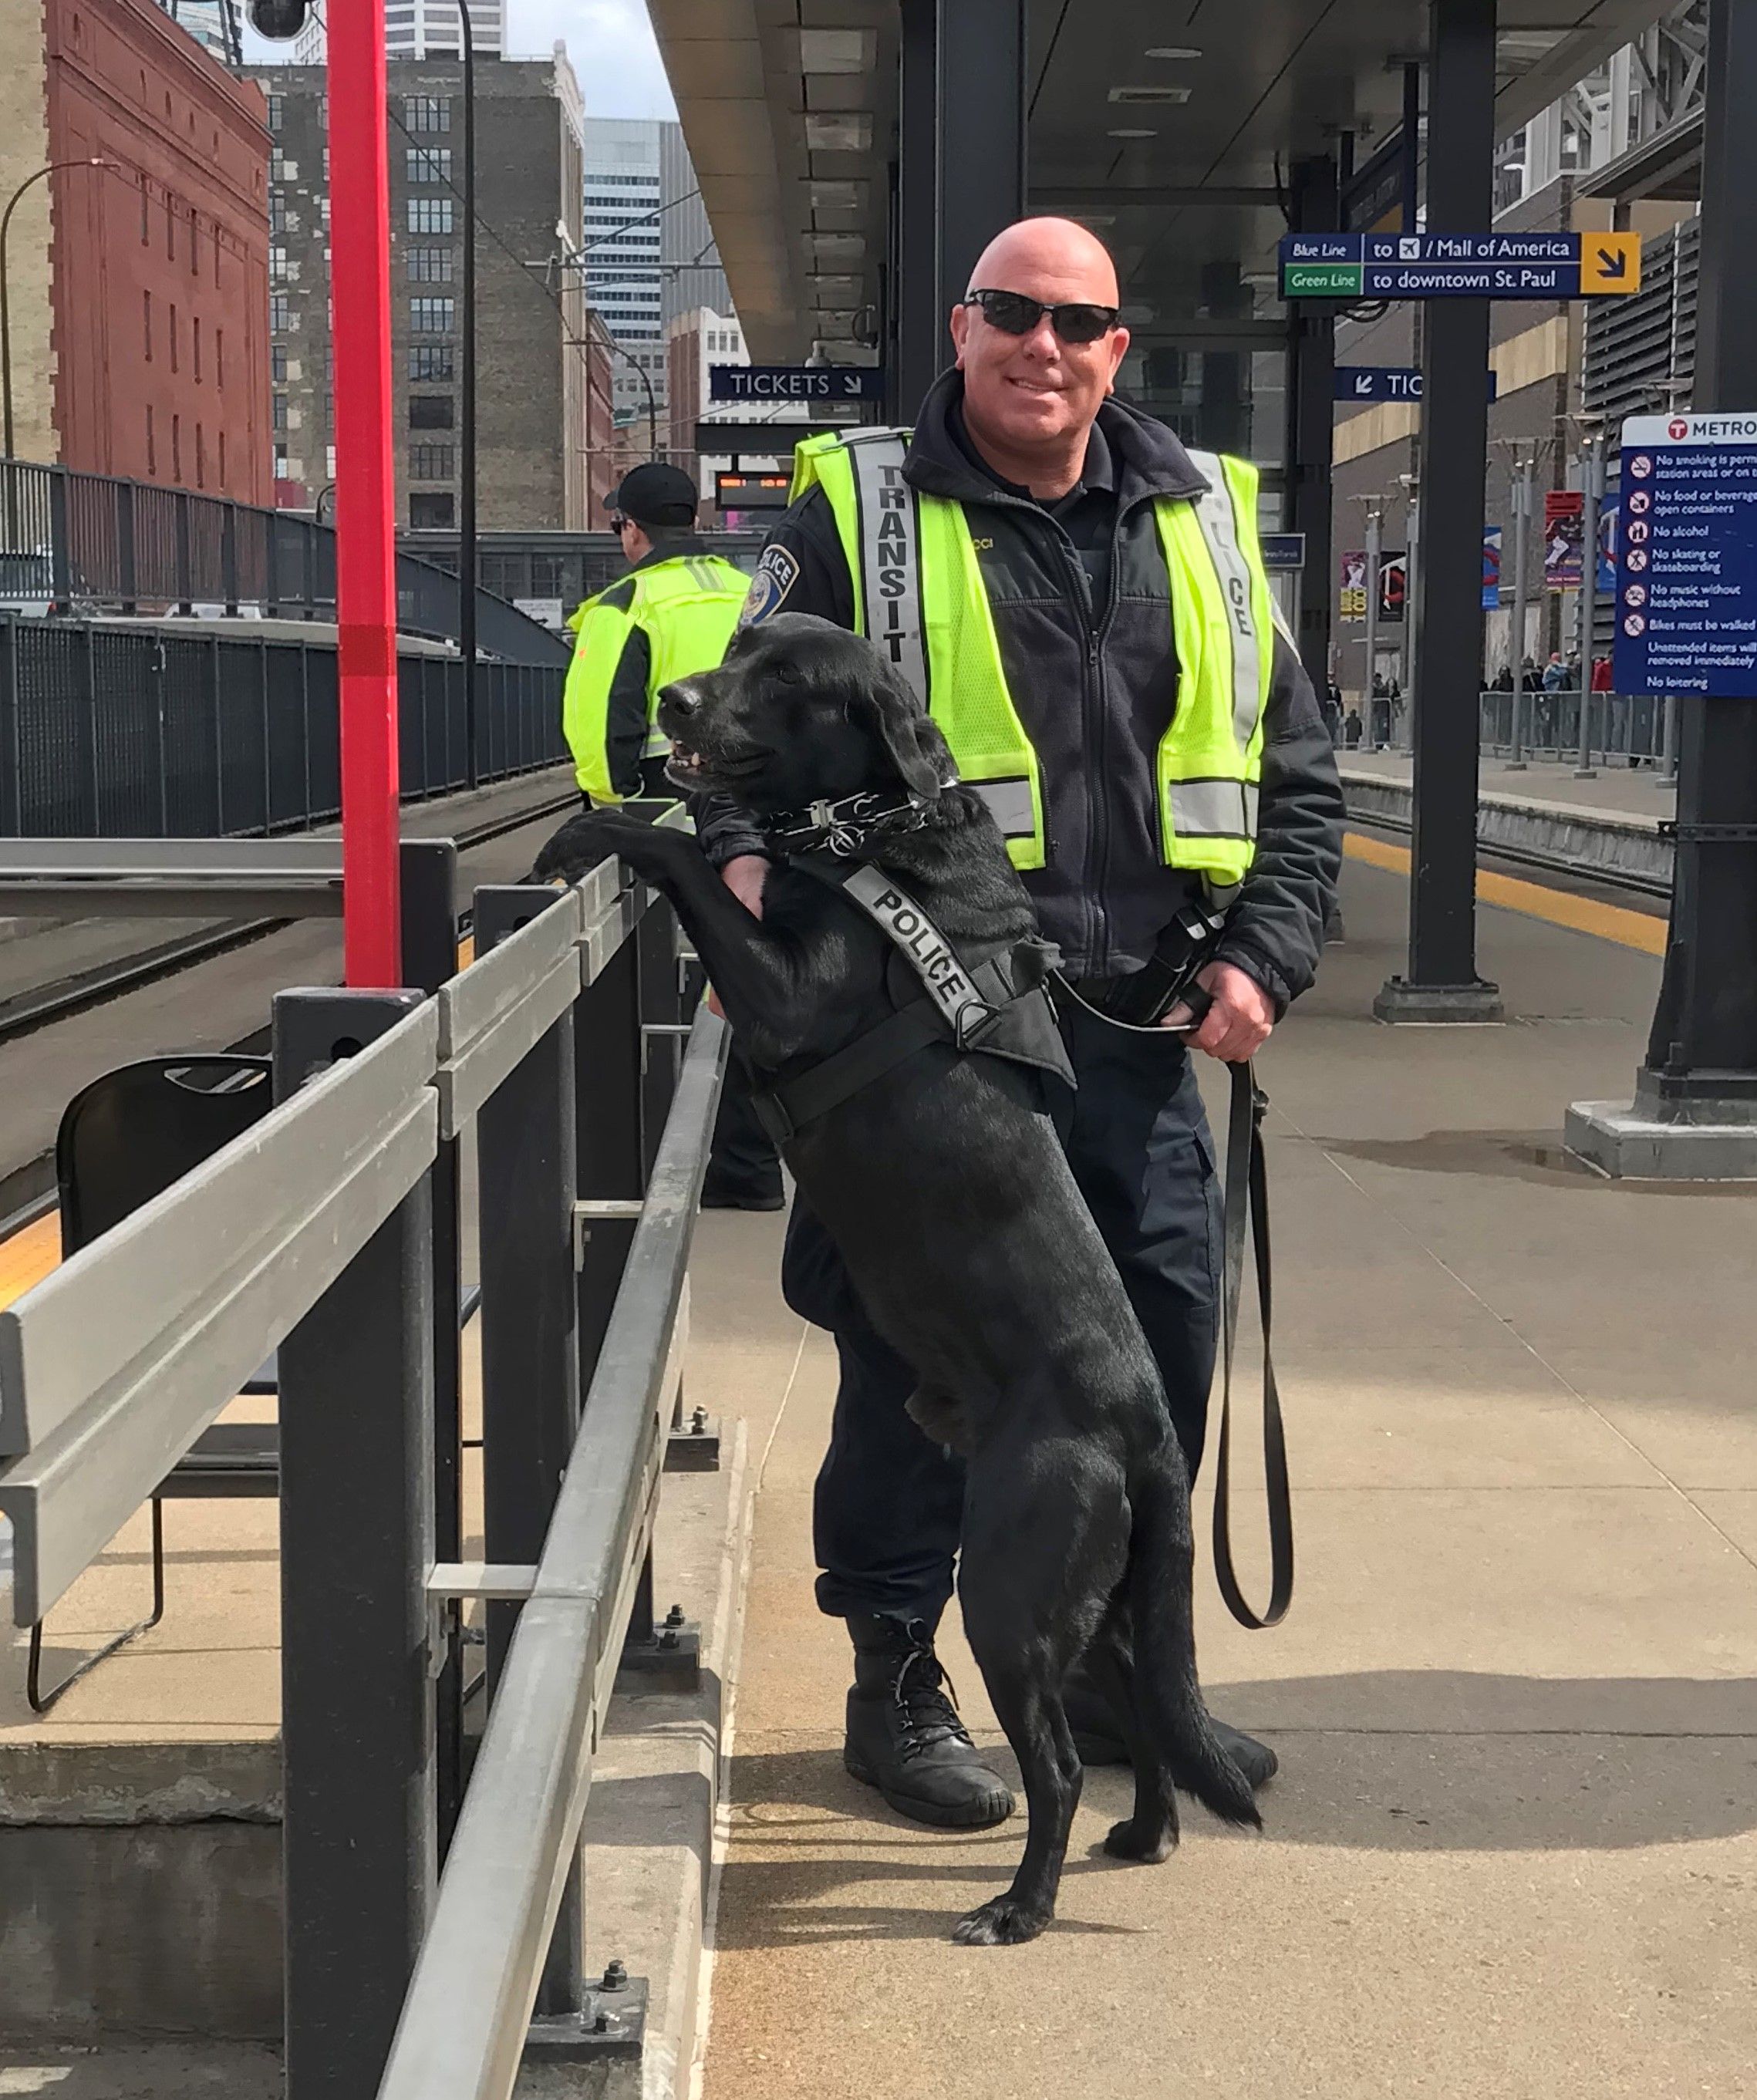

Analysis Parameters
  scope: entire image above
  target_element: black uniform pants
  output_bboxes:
[784,1003,1223,1629]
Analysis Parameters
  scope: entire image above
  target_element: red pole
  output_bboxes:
[329,0,402,986]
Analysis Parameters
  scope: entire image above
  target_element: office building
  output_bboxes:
[0,0,271,500]
[248,47,588,528]
[155,0,239,66]
[582,117,664,438]
[289,0,504,66]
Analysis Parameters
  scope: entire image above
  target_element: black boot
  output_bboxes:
[843,1614,1015,1829]
[1063,1661,1279,1790]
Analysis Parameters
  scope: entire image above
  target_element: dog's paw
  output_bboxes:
[951,1896,1050,1947]
[1102,1817,1176,1865]
[530,809,648,885]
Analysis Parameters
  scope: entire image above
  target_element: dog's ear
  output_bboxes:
[862,669,949,798]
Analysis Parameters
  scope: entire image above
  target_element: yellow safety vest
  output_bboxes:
[562,551,748,803]
[789,428,1276,881]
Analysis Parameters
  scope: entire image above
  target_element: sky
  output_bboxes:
[239,0,680,121]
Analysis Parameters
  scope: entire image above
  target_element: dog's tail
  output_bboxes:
[1127,1451,1262,1829]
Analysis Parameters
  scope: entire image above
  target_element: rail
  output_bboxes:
[0,456,568,666]
[0,808,723,2096]
[0,614,568,838]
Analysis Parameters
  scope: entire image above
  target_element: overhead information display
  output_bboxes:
[1281,231,1641,301]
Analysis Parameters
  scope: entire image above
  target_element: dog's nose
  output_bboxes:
[663,680,700,718]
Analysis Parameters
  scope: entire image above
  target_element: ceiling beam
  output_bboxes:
[1033,186,1284,211]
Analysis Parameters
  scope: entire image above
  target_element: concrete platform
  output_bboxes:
[1339,755,1674,893]
[697,847,1757,2100]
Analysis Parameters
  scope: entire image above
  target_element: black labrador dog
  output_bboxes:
[534,612,1258,1944]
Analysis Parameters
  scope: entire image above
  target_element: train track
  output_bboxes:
[0,788,578,1050]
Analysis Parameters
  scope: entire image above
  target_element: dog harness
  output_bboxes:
[747,809,1074,1146]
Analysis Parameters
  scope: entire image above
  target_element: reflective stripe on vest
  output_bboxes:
[790,430,1274,882]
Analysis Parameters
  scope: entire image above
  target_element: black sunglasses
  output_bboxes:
[609,514,632,531]
[963,287,1121,345]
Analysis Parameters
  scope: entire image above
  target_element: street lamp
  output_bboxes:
[452,0,479,785]
[2,159,117,460]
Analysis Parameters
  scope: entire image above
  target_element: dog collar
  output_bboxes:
[761,784,947,860]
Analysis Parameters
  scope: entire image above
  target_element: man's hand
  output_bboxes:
[720,854,769,920]
[1162,959,1274,1063]
[707,855,769,1017]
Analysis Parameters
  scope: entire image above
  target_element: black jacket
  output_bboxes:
[698,373,1344,1009]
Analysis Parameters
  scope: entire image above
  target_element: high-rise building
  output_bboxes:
[581,117,664,441]
[247,46,589,528]
[289,0,505,66]
[155,0,239,66]
[0,0,271,499]
[582,117,733,453]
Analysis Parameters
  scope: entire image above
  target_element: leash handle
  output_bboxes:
[1210,1058,1294,1630]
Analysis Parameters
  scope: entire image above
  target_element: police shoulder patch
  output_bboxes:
[737,541,801,629]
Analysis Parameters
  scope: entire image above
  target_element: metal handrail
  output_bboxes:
[374,1006,727,2100]
[0,455,568,667]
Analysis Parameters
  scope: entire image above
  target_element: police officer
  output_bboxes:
[566,462,783,1208]
[564,463,750,805]
[698,218,1344,1825]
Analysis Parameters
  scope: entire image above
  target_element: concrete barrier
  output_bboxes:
[1340,767,1674,894]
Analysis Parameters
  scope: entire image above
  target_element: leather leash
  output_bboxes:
[1210,1060,1293,1630]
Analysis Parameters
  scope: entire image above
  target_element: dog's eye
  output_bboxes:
[771,660,800,686]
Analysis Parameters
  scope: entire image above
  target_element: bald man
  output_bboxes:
[699,217,1343,1829]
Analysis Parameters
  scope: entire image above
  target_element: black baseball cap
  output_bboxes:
[609,462,699,528]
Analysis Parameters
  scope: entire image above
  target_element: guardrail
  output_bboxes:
[0,457,569,667]
[1477,687,1678,774]
[0,808,724,2096]
[0,614,567,838]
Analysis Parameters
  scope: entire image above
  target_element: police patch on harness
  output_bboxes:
[841,864,989,1036]
[737,543,801,629]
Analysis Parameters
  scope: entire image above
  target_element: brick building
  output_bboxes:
[1,0,271,502]
[248,47,592,530]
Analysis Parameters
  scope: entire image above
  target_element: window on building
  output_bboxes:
[410,492,455,528]
[407,197,454,235]
[266,93,285,131]
[269,193,288,235]
[269,246,290,285]
[195,424,206,490]
[409,343,454,381]
[325,343,334,383]
[406,247,454,283]
[146,404,156,477]
[166,194,175,258]
[218,429,226,484]
[319,93,327,127]
[269,293,292,332]
[404,96,451,133]
[169,303,179,372]
[271,342,288,383]
[322,147,329,181]
[273,395,288,431]
[409,394,455,430]
[325,444,336,477]
[193,316,201,383]
[171,414,181,482]
[409,297,454,334]
[275,443,290,480]
[217,326,225,388]
[271,148,289,183]
[143,290,152,362]
[409,446,455,480]
[405,148,452,185]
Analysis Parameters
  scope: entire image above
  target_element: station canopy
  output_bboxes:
[651,0,1675,370]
